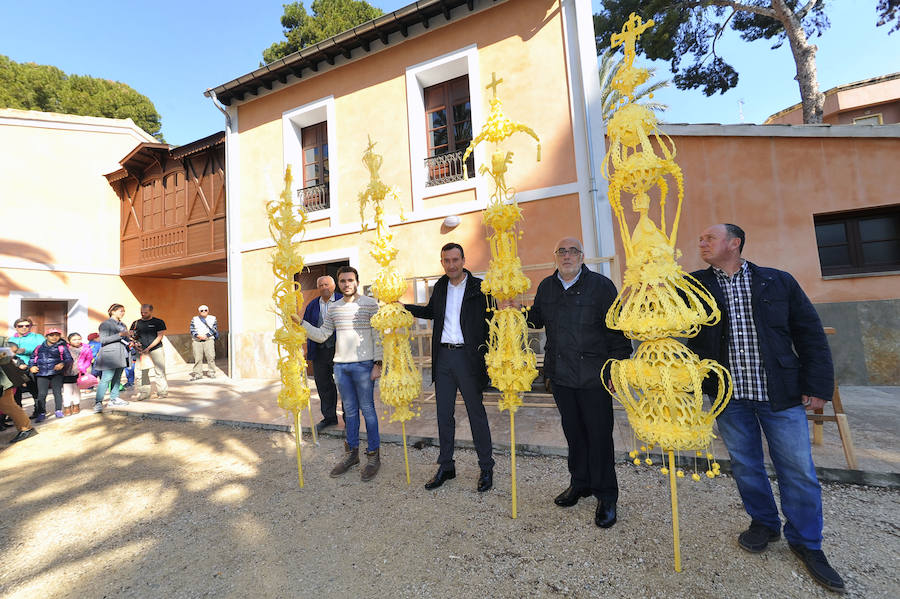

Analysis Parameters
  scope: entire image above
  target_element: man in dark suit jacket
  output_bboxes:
[303,275,342,432]
[526,237,633,529]
[687,223,844,594]
[405,243,494,492]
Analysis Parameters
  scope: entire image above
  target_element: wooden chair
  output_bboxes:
[807,327,858,469]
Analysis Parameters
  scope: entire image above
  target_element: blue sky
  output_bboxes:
[2,1,897,145]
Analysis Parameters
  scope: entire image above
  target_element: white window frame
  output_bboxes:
[282,96,337,223]
[406,45,486,213]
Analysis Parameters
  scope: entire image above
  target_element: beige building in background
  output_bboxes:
[0,109,226,367]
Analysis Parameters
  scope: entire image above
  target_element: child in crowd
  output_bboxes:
[0,342,30,430]
[29,328,73,421]
[87,333,102,378]
[62,333,93,415]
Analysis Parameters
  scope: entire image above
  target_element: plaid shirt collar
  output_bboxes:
[713,259,748,282]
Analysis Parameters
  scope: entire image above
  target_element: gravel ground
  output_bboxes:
[1,415,898,599]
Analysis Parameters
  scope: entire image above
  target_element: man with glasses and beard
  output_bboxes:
[526,237,632,529]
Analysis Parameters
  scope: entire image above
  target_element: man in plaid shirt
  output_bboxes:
[688,224,844,594]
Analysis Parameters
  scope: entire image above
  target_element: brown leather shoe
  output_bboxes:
[72,404,81,414]
[360,448,381,481]
[330,442,359,477]
[63,406,72,417]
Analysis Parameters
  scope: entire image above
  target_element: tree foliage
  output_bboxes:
[0,55,164,140]
[599,47,669,121]
[594,1,829,97]
[263,0,384,64]
[877,0,900,33]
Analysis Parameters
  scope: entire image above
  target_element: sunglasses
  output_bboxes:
[16,324,32,328]
[200,310,208,312]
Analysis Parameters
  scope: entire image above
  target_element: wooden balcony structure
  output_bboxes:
[106,132,226,278]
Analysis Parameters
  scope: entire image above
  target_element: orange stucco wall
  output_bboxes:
[232,0,584,337]
[234,0,576,247]
[612,134,900,303]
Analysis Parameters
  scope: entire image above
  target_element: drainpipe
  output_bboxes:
[207,90,235,378]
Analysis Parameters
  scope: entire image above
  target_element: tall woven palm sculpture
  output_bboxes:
[599,14,733,571]
[463,73,540,519]
[358,138,421,484]
[267,166,316,488]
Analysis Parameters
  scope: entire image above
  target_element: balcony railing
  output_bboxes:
[297,183,330,212]
[424,150,474,187]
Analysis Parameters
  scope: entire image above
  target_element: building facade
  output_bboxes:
[207,0,610,379]
[207,0,899,384]
[0,109,228,366]
[765,72,900,125]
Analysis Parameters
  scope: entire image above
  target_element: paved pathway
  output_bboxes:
[23,361,900,483]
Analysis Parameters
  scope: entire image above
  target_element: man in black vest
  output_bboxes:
[405,243,494,492]
[527,237,633,529]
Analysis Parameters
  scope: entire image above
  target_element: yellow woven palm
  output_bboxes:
[599,13,734,570]
[267,166,313,488]
[463,73,540,413]
[267,166,311,416]
[358,138,420,424]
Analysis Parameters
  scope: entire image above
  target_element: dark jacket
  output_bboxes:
[29,340,73,377]
[94,318,130,370]
[686,262,834,411]
[527,265,633,389]
[404,269,490,388]
[303,291,342,361]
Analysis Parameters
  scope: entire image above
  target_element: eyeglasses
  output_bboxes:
[15,324,32,328]
[554,247,582,257]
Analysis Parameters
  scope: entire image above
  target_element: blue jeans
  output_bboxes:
[95,368,125,404]
[333,361,379,452]
[716,400,823,549]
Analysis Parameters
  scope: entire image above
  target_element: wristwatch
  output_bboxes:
[374,360,383,366]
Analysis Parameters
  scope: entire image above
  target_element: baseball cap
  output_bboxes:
[46,327,63,336]
[198,305,209,311]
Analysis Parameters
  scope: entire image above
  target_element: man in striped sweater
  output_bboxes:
[302,266,383,481]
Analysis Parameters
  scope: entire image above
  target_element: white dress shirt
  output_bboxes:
[440,275,467,344]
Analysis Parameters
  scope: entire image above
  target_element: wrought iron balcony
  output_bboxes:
[297,183,330,212]
[424,150,474,187]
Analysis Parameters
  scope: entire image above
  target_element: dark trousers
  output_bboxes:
[434,346,495,470]
[312,348,341,423]
[552,383,618,503]
[36,373,64,414]
[22,377,37,408]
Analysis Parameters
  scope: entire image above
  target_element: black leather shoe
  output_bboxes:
[738,521,781,553]
[789,543,846,593]
[554,485,591,507]
[595,500,617,528]
[10,428,38,444]
[315,418,338,433]
[424,467,456,490]
[477,469,493,492]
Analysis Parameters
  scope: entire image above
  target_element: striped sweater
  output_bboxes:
[302,294,383,363]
